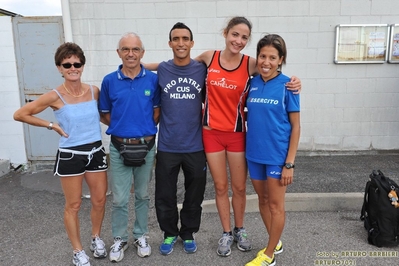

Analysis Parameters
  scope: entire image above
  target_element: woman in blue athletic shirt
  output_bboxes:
[245,34,300,266]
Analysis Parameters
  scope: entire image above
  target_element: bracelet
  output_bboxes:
[47,122,53,130]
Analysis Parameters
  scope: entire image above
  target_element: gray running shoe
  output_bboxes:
[233,227,252,251]
[217,233,234,257]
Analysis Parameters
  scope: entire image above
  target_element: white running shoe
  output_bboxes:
[72,250,90,266]
[90,235,107,258]
[109,237,128,262]
[134,234,151,257]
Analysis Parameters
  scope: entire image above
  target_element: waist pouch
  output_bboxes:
[111,136,155,167]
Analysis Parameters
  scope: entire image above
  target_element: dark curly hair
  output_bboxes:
[54,42,86,66]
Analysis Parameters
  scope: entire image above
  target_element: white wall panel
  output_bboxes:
[0,17,26,165]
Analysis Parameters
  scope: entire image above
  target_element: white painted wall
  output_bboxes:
[0,16,27,166]
[67,0,399,152]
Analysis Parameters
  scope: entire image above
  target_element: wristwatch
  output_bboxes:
[284,162,295,169]
[47,122,53,130]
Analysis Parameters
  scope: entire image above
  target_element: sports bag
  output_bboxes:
[360,170,399,247]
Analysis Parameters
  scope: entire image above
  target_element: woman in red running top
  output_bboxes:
[195,16,301,257]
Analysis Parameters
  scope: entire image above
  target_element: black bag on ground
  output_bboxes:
[360,170,399,247]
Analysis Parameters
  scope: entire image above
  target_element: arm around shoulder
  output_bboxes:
[194,50,214,66]
[286,76,301,94]
[248,56,258,76]
[143,62,160,71]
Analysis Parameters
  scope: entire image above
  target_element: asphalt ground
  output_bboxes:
[1,151,399,265]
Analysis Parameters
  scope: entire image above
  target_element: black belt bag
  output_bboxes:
[111,136,155,167]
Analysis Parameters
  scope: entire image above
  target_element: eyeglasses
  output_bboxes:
[61,63,83,69]
[120,47,143,54]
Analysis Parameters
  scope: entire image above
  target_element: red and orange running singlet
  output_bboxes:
[202,50,251,132]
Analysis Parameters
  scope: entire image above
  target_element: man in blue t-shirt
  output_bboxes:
[98,32,161,262]
[155,22,207,256]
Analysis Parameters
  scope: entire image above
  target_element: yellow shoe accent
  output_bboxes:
[256,247,266,257]
[257,240,283,257]
[274,240,283,254]
[245,253,276,266]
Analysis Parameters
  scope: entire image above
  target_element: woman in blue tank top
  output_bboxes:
[13,43,108,266]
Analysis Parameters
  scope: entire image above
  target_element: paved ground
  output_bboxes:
[1,151,399,265]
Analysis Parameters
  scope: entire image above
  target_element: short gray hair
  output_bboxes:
[117,32,145,50]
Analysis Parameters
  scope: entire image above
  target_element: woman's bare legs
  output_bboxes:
[60,171,107,251]
[206,151,231,232]
[85,171,107,237]
[251,179,270,234]
[227,151,247,228]
[252,177,286,258]
[60,175,85,251]
[206,150,247,231]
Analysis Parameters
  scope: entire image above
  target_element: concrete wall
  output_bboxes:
[0,16,27,168]
[68,0,399,152]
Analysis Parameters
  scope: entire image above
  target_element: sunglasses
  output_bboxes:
[61,62,83,69]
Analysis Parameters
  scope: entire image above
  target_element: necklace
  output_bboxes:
[62,83,85,98]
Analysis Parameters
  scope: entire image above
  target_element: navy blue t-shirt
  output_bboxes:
[157,59,207,153]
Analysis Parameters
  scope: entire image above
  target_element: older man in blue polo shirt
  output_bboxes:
[99,32,160,263]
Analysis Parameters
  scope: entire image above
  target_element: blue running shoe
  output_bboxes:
[183,239,197,254]
[159,236,177,255]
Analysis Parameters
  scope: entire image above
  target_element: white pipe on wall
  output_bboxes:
[60,0,73,42]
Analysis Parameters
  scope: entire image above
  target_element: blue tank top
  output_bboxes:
[53,85,102,148]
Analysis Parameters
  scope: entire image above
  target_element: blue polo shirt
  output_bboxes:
[246,73,300,165]
[99,64,161,138]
